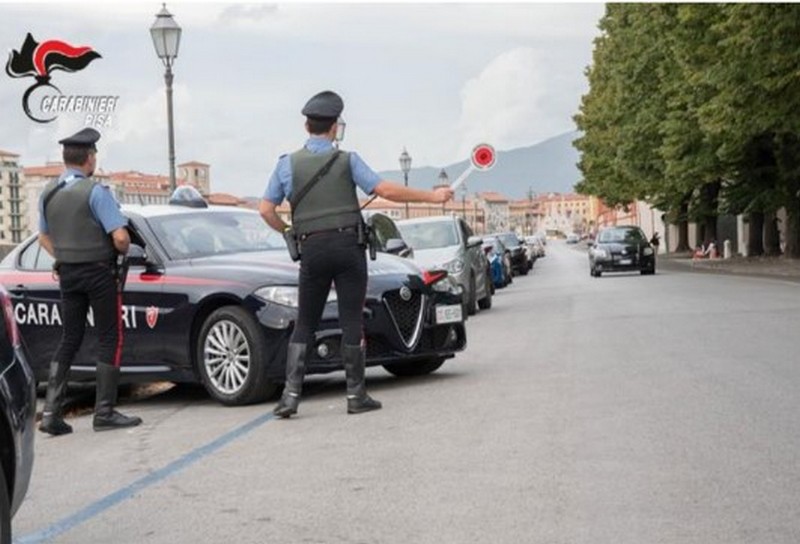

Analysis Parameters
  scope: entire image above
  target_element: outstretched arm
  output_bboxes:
[373,181,453,203]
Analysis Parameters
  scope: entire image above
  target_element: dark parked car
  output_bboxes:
[0,284,35,544]
[588,226,656,277]
[0,202,467,406]
[489,232,529,276]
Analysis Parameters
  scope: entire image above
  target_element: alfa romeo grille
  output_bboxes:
[383,291,425,349]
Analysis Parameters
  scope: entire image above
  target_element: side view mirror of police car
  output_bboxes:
[467,236,483,249]
[126,244,148,266]
[384,238,408,255]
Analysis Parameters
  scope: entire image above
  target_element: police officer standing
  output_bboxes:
[38,128,142,435]
[260,90,453,418]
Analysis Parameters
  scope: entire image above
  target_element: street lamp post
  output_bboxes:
[438,169,449,215]
[150,3,182,193]
[399,147,412,219]
[461,183,467,221]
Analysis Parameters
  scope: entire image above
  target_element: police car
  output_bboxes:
[0,190,466,406]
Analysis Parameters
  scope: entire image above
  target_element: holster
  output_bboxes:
[283,227,301,262]
[113,254,130,292]
[357,222,377,261]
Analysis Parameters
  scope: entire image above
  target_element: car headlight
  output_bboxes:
[592,248,609,259]
[255,286,337,308]
[642,247,654,256]
[255,286,299,307]
[442,258,464,275]
[432,279,461,294]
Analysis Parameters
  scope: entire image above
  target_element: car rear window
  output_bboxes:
[598,229,645,243]
[398,221,459,250]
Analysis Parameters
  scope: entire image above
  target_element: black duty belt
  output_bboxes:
[299,225,358,240]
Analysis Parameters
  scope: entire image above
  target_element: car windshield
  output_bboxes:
[147,210,287,259]
[598,228,645,244]
[497,233,519,247]
[398,221,459,250]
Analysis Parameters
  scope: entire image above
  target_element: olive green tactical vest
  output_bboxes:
[43,177,116,263]
[289,149,362,235]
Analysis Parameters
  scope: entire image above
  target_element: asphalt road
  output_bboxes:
[13,242,800,544]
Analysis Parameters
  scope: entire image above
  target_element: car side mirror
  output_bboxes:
[127,244,148,267]
[385,238,408,255]
[467,235,483,249]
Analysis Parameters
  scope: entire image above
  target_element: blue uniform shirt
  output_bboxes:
[38,167,128,234]
[263,136,382,205]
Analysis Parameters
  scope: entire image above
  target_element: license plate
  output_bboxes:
[435,304,463,324]
[618,258,632,265]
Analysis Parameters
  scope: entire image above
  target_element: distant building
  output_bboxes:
[178,161,211,194]
[0,149,26,243]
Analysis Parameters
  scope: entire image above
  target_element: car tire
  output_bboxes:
[383,357,445,377]
[478,274,493,310]
[518,260,529,276]
[196,306,280,406]
[0,466,10,544]
[467,274,478,316]
[641,268,656,275]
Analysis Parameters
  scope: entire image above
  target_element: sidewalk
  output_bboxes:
[658,253,800,282]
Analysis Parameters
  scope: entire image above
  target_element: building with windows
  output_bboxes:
[178,161,211,194]
[0,150,27,244]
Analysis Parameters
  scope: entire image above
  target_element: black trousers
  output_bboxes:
[53,261,122,368]
[290,231,367,347]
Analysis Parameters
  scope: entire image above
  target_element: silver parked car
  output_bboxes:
[397,215,492,316]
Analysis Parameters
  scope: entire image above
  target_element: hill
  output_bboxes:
[377,131,582,199]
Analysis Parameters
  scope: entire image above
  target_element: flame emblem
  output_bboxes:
[5,33,101,123]
[146,306,159,329]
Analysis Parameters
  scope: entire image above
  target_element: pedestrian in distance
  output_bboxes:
[649,232,660,252]
[38,127,142,435]
[259,90,454,418]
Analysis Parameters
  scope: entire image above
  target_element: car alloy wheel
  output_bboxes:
[204,320,250,395]
[197,306,278,405]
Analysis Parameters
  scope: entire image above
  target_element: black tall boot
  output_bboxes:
[274,343,307,418]
[343,344,381,414]
[93,363,142,432]
[39,361,73,436]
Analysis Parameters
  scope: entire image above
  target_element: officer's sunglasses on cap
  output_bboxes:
[335,117,346,142]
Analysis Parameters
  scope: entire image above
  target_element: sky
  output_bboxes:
[0,1,605,198]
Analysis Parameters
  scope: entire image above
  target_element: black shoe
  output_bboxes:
[273,393,300,418]
[347,395,382,414]
[93,410,142,432]
[39,416,73,436]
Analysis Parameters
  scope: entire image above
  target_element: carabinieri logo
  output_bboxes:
[5,33,118,126]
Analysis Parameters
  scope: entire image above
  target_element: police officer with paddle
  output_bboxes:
[260,90,453,417]
[38,128,142,435]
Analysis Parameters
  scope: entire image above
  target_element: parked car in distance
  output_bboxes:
[588,226,656,277]
[0,284,36,544]
[489,232,529,276]
[565,233,580,244]
[524,235,546,259]
[482,236,513,288]
[397,215,492,316]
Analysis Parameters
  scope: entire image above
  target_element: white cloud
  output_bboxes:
[456,47,548,157]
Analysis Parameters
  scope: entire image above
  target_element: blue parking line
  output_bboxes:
[15,411,275,544]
